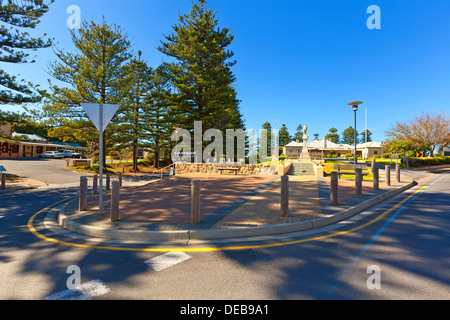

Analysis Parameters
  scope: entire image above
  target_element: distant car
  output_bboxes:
[38,151,65,159]
[58,149,83,158]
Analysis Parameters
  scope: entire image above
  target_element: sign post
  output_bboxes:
[81,103,119,215]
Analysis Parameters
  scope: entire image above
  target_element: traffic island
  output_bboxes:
[52,173,416,242]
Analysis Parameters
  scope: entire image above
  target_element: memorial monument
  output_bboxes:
[301,124,312,162]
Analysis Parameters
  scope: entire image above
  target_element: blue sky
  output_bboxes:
[2,0,450,143]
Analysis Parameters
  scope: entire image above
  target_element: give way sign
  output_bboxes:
[81,103,120,132]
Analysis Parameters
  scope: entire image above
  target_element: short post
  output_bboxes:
[281,175,289,217]
[93,174,98,195]
[1,172,6,190]
[396,164,401,183]
[330,171,339,205]
[373,166,379,190]
[106,172,111,190]
[355,168,363,196]
[385,165,391,186]
[118,172,123,187]
[191,179,201,225]
[406,158,409,169]
[79,177,88,211]
[371,157,376,173]
[110,180,120,222]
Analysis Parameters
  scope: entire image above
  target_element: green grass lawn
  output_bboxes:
[323,160,374,180]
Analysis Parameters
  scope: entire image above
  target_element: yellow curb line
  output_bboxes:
[27,186,427,252]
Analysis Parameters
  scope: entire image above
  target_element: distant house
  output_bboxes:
[0,123,89,159]
[443,146,450,157]
[283,136,384,159]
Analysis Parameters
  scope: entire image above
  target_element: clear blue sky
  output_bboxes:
[2,0,450,143]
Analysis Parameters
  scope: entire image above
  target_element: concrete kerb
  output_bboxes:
[52,179,416,242]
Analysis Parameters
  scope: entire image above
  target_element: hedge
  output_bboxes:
[408,157,450,167]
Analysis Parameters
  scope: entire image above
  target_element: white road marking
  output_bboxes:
[145,252,191,272]
[46,280,110,300]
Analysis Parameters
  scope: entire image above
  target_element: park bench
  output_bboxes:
[333,163,370,179]
[217,163,241,175]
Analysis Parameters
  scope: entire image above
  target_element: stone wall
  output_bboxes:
[175,163,277,175]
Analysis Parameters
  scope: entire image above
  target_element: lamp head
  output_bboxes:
[348,101,363,112]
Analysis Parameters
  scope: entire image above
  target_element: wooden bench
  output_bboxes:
[333,163,370,179]
[217,164,241,175]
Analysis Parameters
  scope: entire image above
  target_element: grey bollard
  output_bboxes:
[330,171,339,205]
[119,172,123,187]
[191,179,201,225]
[373,167,379,190]
[1,172,5,190]
[281,175,289,217]
[79,177,88,211]
[371,158,376,173]
[396,164,401,183]
[110,180,120,222]
[106,172,111,190]
[93,174,98,195]
[355,168,363,196]
[385,165,391,186]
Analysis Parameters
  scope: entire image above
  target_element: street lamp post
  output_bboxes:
[348,101,363,165]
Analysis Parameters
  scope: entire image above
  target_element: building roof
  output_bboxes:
[284,139,383,151]
[284,141,303,147]
[356,141,384,149]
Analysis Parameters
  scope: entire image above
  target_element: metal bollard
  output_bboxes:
[281,175,289,217]
[396,164,401,183]
[355,168,363,196]
[191,179,201,225]
[385,165,391,186]
[373,167,379,190]
[106,172,111,190]
[79,176,88,211]
[93,174,98,195]
[1,172,6,190]
[330,171,339,205]
[110,180,120,222]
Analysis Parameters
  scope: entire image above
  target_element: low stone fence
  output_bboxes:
[175,163,277,175]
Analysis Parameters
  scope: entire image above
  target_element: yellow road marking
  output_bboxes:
[27,186,428,252]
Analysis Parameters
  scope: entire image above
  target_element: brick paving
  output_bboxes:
[65,173,277,230]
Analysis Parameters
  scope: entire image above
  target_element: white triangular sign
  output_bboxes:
[81,103,120,132]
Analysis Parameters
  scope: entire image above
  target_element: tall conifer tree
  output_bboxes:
[0,0,53,106]
[158,0,244,133]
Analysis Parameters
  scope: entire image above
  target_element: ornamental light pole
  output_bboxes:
[347,101,363,165]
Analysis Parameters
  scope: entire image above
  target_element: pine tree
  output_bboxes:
[360,129,373,143]
[158,0,244,134]
[327,127,340,144]
[115,51,153,171]
[141,63,174,168]
[279,124,292,147]
[0,0,53,105]
[293,124,303,141]
[260,121,272,159]
[45,19,133,163]
[341,126,359,145]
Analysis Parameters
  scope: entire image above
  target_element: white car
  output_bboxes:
[38,151,65,159]
[58,149,83,158]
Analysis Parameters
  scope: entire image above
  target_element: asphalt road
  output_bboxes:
[0,171,448,303]
[0,158,87,186]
